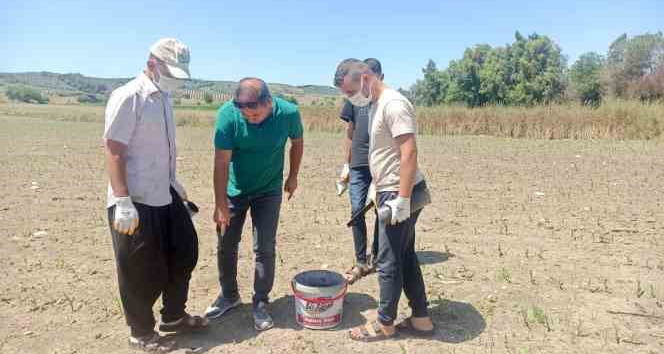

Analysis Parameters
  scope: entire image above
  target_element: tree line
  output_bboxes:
[408,31,664,107]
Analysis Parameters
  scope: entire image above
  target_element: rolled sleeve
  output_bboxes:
[384,100,417,138]
[103,92,138,145]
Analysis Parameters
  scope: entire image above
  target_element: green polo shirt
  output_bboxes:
[214,97,304,197]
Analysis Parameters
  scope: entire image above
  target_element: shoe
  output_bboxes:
[252,302,274,331]
[128,332,176,353]
[204,294,241,320]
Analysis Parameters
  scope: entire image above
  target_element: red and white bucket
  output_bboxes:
[292,270,348,329]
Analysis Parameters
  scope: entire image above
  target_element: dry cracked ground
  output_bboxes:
[1,112,663,354]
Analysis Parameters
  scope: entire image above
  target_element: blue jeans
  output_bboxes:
[375,182,430,326]
[216,190,282,307]
[348,166,376,264]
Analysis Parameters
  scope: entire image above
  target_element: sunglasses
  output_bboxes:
[233,100,260,109]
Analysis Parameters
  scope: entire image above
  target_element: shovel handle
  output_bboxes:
[346,201,375,227]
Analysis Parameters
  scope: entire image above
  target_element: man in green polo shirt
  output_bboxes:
[205,77,304,331]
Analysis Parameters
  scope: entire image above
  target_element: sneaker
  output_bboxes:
[204,294,241,320]
[252,302,274,331]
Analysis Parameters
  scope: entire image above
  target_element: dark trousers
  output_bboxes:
[375,182,429,326]
[217,190,282,307]
[108,189,198,337]
[348,166,377,264]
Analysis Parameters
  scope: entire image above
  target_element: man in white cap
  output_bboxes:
[104,37,208,353]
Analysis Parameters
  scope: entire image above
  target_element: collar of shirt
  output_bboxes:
[136,72,164,99]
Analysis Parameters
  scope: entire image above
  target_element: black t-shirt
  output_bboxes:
[340,99,370,168]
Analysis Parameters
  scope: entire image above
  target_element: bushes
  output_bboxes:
[6,86,49,104]
[76,94,102,104]
[627,65,664,102]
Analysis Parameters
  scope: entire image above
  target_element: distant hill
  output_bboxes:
[0,72,339,99]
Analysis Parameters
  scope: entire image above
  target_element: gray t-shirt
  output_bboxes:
[340,99,370,168]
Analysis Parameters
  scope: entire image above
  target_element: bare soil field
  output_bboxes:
[1,110,663,354]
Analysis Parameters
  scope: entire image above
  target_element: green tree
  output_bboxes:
[568,52,605,105]
[479,47,510,104]
[504,32,566,105]
[446,44,493,106]
[411,59,448,106]
[413,32,566,107]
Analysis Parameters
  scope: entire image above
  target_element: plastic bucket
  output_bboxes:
[292,270,347,329]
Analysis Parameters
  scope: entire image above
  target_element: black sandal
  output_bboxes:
[128,332,176,353]
[159,313,209,333]
[349,320,398,342]
[395,317,435,337]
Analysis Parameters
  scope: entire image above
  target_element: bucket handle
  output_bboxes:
[291,280,348,304]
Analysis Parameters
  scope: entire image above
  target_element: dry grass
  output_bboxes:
[416,101,664,139]
[1,99,663,139]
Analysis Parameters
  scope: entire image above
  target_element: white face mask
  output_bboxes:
[158,76,183,93]
[155,66,183,93]
[348,78,372,107]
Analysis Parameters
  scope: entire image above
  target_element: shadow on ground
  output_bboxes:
[418,298,486,343]
[417,250,451,265]
[173,292,378,352]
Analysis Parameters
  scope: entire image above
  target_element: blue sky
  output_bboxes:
[2,0,662,89]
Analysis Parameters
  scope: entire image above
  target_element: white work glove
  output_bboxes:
[366,183,377,206]
[113,196,139,235]
[335,180,348,196]
[336,163,351,196]
[384,196,411,225]
[339,163,350,182]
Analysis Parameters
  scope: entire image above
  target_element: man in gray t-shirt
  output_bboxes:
[339,58,383,284]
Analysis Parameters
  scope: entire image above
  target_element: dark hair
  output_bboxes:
[333,58,369,87]
[363,58,382,76]
[235,77,271,103]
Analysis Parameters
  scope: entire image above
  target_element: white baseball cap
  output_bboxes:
[149,38,191,79]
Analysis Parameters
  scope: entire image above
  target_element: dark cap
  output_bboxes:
[363,58,382,76]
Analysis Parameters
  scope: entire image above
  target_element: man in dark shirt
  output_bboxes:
[338,58,384,284]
